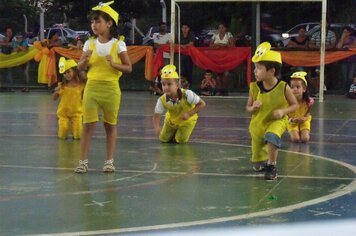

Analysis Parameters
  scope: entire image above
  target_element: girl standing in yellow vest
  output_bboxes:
[153,64,206,143]
[246,42,298,180]
[75,1,132,173]
[53,57,85,139]
[287,71,314,143]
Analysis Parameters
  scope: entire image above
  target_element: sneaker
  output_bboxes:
[252,162,266,172]
[103,159,115,173]
[264,164,278,180]
[75,160,88,173]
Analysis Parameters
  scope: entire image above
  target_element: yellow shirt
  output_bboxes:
[57,84,84,117]
[87,39,122,82]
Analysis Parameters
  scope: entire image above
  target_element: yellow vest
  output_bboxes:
[87,39,122,81]
[160,89,198,126]
[249,80,289,132]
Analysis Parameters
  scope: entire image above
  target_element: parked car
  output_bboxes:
[281,23,356,47]
[28,25,90,44]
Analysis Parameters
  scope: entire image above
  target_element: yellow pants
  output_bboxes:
[250,118,287,163]
[58,115,82,139]
[160,120,197,143]
[82,80,121,125]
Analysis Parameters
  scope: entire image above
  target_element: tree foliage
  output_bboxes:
[1,0,354,35]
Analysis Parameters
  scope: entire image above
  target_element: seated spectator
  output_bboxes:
[200,70,216,96]
[47,29,63,48]
[337,26,356,95]
[154,22,170,65]
[12,33,30,92]
[287,26,309,49]
[12,33,29,52]
[346,76,356,99]
[68,37,84,50]
[180,76,190,89]
[309,21,337,49]
[210,22,234,48]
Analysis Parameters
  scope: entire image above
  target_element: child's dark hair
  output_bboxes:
[290,78,311,104]
[205,70,213,75]
[90,11,118,39]
[258,61,282,76]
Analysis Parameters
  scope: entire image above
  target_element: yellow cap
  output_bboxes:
[92,1,119,26]
[290,71,308,86]
[58,57,77,74]
[161,64,179,79]
[252,42,282,64]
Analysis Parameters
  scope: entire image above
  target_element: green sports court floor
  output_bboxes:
[0,91,355,235]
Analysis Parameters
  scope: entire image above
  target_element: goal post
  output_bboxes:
[170,0,327,102]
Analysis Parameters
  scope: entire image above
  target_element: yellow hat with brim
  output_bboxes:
[92,1,119,26]
[290,71,308,86]
[59,57,77,74]
[252,42,282,64]
[161,64,179,79]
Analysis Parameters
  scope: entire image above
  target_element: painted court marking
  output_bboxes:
[0,138,355,235]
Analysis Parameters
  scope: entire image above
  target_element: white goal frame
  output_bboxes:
[170,0,328,102]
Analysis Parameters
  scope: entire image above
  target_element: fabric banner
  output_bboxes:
[0,47,38,68]
[278,48,356,67]
[0,43,154,86]
[153,45,252,85]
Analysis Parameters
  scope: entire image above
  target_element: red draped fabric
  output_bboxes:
[153,45,252,85]
[277,48,356,67]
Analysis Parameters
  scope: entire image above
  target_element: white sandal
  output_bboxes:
[103,159,115,173]
[75,160,88,173]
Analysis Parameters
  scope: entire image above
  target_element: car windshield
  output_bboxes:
[64,28,76,35]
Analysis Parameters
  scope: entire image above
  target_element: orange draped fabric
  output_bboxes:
[153,45,252,85]
[54,45,154,81]
[278,48,356,67]
[35,44,154,86]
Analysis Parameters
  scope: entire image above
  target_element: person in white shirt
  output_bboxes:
[154,22,171,64]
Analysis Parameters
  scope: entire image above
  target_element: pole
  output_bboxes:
[39,6,45,40]
[319,0,327,103]
[23,15,28,33]
[170,0,176,64]
[160,0,167,23]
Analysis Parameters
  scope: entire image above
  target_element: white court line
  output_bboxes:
[3,139,356,236]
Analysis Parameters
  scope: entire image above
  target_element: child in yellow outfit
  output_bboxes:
[288,71,314,143]
[246,42,298,180]
[75,1,132,173]
[153,64,206,143]
[53,57,85,139]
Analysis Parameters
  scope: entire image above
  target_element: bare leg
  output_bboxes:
[267,142,278,164]
[300,129,310,143]
[80,122,97,161]
[104,122,117,161]
[289,130,300,143]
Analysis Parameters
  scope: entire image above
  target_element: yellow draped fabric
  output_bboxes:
[0,47,38,68]
[0,42,154,86]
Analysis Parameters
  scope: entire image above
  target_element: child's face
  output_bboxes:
[290,78,306,100]
[204,73,213,79]
[91,16,112,36]
[254,63,274,82]
[76,40,84,49]
[63,68,75,82]
[162,79,179,97]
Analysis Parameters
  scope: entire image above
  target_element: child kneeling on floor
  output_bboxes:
[153,64,206,143]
